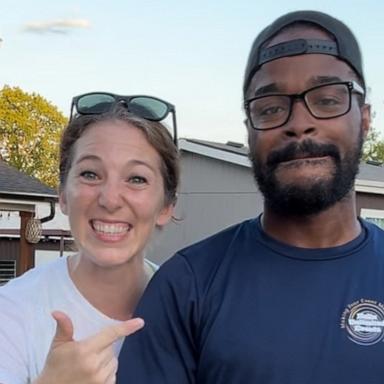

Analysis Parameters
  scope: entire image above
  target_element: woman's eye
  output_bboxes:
[129,175,147,184]
[80,171,98,180]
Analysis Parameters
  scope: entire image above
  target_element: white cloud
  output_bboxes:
[23,19,91,34]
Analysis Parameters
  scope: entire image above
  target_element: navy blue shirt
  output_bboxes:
[118,218,384,383]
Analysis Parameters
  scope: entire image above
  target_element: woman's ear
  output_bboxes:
[155,203,174,227]
[59,189,68,216]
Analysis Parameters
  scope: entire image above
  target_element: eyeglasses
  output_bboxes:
[70,92,178,144]
[244,81,364,130]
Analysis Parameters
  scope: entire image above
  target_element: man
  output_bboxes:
[118,11,384,383]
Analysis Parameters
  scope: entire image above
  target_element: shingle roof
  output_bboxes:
[0,160,57,198]
[358,162,384,182]
[186,138,248,156]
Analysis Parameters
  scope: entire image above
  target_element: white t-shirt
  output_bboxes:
[0,256,157,384]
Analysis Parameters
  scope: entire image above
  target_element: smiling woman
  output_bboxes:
[0,102,179,383]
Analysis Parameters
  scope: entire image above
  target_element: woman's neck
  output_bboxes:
[67,254,148,321]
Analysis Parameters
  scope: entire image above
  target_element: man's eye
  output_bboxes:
[315,97,341,106]
[80,171,98,180]
[259,105,286,116]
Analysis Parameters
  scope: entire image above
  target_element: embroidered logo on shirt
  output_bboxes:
[340,299,384,346]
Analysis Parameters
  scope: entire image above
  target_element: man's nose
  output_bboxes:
[282,98,317,138]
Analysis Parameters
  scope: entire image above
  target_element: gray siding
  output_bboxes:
[146,152,263,264]
[357,192,384,212]
[180,153,256,193]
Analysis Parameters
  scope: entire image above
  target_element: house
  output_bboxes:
[0,160,71,283]
[145,138,384,264]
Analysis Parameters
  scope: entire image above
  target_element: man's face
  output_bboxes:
[246,27,370,216]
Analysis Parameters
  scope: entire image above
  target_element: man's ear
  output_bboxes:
[59,189,68,216]
[361,103,371,139]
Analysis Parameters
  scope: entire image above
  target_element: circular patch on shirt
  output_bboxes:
[341,299,384,346]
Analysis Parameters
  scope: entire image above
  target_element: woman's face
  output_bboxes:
[59,119,173,267]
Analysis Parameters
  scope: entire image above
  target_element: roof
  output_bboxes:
[180,138,251,167]
[0,160,57,201]
[179,138,384,193]
[185,138,249,156]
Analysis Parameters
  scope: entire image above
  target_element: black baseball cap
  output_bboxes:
[243,10,365,96]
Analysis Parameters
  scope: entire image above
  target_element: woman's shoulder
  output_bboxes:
[0,256,68,302]
[0,258,69,383]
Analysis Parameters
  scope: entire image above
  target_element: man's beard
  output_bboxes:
[249,133,363,217]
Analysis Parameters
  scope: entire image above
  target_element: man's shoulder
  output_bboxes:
[174,218,257,268]
[149,218,259,292]
[183,217,255,249]
[361,218,384,238]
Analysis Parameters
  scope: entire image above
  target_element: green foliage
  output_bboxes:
[0,85,67,188]
[363,127,384,164]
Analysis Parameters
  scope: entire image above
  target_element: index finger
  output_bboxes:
[85,317,144,352]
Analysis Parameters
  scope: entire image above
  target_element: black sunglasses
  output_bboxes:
[70,92,178,144]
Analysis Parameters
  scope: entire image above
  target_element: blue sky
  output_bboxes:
[0,0,383,144]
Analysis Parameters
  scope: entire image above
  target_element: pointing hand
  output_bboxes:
[34,310,144,384]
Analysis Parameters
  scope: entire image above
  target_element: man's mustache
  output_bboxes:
[266,140,341,168]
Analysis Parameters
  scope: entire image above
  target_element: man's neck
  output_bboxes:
[261,193,361,248]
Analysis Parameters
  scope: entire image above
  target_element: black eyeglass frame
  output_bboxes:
[70,92,178,145]
[244,81,365,131]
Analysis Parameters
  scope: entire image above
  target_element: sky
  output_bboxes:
[0,0,383,145]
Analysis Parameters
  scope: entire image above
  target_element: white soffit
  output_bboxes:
[355,179,384,195]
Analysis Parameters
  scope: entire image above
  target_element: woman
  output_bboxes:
[0,93,179,383]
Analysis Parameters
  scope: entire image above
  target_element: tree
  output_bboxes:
[0,85,67,187]
[363,126,384,164]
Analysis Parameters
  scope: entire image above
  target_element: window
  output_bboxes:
[0,260,16,285]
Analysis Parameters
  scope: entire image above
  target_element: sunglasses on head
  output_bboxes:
[70,92,178,144]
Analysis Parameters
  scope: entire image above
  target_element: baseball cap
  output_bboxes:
[243,10,365,96]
